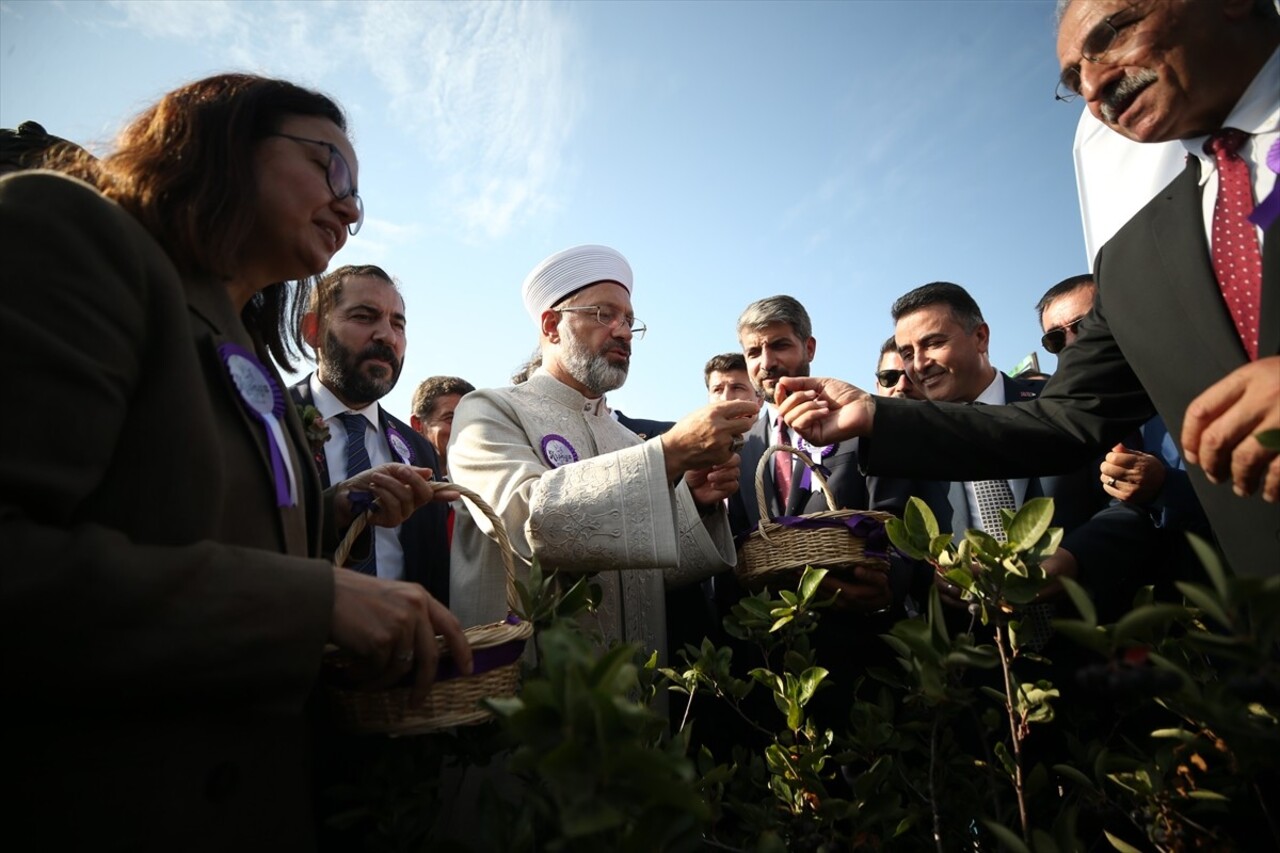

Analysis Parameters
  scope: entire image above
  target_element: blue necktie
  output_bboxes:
[338,412,377,575]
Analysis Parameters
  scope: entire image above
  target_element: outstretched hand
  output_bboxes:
[1182,356,1280,502]
[774,376,876,446]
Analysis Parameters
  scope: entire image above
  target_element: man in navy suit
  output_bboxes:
[889,282,1155,620]
[777,0,1279,578]
[289,264,451,604]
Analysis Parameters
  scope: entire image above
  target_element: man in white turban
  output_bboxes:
[448,244,757,664]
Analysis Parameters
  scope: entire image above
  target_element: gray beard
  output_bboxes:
[561,331,628,396]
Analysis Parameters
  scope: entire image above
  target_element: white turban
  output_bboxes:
[521,244,633,324]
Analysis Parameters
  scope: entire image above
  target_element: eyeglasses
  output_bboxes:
[1041,315,1088,354]
[270,133,364,235]
[556,305,647,340]
[1055,10,1144,102]
[875,369,906,389]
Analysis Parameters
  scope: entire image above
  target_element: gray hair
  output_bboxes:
[736,294,812,342]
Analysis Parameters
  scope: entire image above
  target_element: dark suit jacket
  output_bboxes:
[866,160,1280,577]
[1,172,335,848]
[906,375,1157,616]
[289,378,451,605]
[613,410,675,440]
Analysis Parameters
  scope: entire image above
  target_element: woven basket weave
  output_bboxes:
[324,482,532,735]
[736,444,894,590]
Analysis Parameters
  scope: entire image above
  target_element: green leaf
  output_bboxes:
[1052,763,1097,792]
[1112,603,1187,643]
[1186,789,1229,801]
[1103,831,1145,853]
[1057,576,1096,627]
[1007,496,1055,551]
[797,667,829,706]
[798,565,828,601]
[1255,428,1280,451]
[1175,581,1233,630]
[886,517,924,560]
[1150,728,1195,742]
[1031,828,1060,853]
[981,819,1030,853]
[904,495,940,539]
[1186,532,1230,601]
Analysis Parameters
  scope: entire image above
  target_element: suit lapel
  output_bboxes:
[287,382,332,489]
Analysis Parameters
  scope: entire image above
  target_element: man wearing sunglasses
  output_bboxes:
[1038,274,1208,537]
[778,0,1279,579]
[874,335,921,400]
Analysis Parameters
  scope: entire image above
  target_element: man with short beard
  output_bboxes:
[447,245,756,671]
[289,264,451,603]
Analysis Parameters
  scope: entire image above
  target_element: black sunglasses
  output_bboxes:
[1041,316,1087,355]
[875,369,906,388]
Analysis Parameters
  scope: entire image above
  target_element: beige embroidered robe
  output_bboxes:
[448,370,735,663]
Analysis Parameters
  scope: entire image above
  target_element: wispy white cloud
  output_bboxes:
[101,0,577,241]
[355,0,576,239]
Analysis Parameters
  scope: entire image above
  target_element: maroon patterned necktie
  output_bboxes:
[774,422,793,509]
[1204,128,1262,361]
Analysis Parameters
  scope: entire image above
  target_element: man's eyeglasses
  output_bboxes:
[556,305,647,340]
[875,369,906,389]
[270,133,364,235]
[1041,315,1088,354]
[1055,11,1143,102]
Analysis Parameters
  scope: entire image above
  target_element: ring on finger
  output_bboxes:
[730,434,745,453]
[1107,477,1118,488]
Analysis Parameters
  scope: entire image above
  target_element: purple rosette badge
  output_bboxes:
[1247,138,1280,231]
[540,434,579,468]
[795,437,836,491]
[385,425,415,464]
[219,342,297,507]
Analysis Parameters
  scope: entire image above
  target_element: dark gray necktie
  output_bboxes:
[338,412,377,575]
[973,478,1052,650]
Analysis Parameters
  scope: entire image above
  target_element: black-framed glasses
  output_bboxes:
[1054,10,1143,102]
[875,369,906,389]
[1041,315,1088,354]
[556,305,647,340]
[271,133,364,235]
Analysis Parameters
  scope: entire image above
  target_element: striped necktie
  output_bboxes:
[338,412,377,575]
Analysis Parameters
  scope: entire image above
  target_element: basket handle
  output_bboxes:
[334,481,519,613]
[753,443,839,525]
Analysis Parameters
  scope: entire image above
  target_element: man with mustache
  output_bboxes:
[290,264,451,602]
[777,0,1280,578]
[448,245,754,671]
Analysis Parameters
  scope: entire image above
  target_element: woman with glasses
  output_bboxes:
[0,73,469,848]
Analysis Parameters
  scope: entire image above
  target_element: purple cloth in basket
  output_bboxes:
[434,613,528,682]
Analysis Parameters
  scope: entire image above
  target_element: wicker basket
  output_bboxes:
[324,482,533,735]
[736,444,894,590]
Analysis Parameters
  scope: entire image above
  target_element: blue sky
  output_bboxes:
[0,0,1091,422]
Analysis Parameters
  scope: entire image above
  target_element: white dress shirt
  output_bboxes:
[308,373,407,581]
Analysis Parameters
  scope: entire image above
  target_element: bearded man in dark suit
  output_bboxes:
[289,264,451,604]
